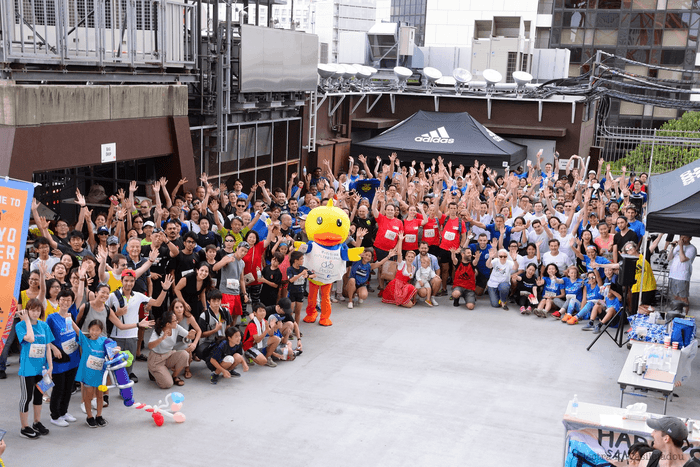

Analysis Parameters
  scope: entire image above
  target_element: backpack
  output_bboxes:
[440,216,463,235]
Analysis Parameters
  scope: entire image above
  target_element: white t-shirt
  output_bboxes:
[471,214,492,240]
[487,259,514,288]
[106,291,150,339]
[520,255,539,271]
[669,244,697,281]
[524,213,548,233]
[30,256,60,273]
[527,230,550,254]
[554,232,576,263]
[541,251,573,274]
[149,324,189,354]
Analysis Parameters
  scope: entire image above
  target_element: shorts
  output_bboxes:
[375,248,396,263]
[428,245,441,258]
[669,278,690,299]
[475,273,488,289]
[222,293,243,316]
[438,248,452,264]
[453,287,476,305]
[245,347,266,360]
[289,291,305,303]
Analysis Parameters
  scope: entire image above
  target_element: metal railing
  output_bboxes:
[0,0,196,67]
[596,125,700,175]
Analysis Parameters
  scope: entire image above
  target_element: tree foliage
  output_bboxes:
[610,111,700,174]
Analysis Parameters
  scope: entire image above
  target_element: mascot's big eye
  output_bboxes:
[336,219,343,227]
[316,217,323,225]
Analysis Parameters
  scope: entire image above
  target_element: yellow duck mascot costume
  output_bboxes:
[297,199,363,326]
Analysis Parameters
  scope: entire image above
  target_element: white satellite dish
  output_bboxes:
[341,64,358,80]
[365,67,378,78]
[317,63,337,79]
[512,70,533,98]
[453,68,472,95]
[394,66,413,91]
[331,65,345,79]
[482,69,502,96]
[354,65,372,80]
[422,67,443,93]
[436,76,456,86]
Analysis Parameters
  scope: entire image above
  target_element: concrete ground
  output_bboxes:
[1,253,699,466]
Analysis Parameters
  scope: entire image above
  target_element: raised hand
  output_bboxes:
[162,273,175,290]
[129,180,138,193]
[159,177,168,188]
[153,180,161,192]
[290,172,297,181]
[178,178,188,186]
[75,189,86,207]
[358,154,366,163]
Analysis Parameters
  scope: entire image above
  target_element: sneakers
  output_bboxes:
[20,426,39,439]
[502,304,509,311]
[551,310,561,319]
[526,306,532,314]
[62,413,77,423]
[230,369,241,377]
[0,370,6,379]
[425,299,433,307]
[593,323,602,334]
[32,422,49,436]
[358,298,364,304]
[431,298,438,306]
[533,309,545,318]
[330,296,339,303]
[347,301,354,309]
[129,373,139,384]
[80,399,98,414]
[86,417,98,428]
[50,417,69,427]
[102,395,109,408]
[210,372,220,385]
[519,306,527,315]
[265,357,277,368]
[453,297,460,307]
[567,316,579,325]
[95,416,108,427]
[561,313,572,323]
[582,321,595,331]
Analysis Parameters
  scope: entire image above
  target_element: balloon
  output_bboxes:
[171,403,182,412]
[153,413,164,427]
[173,413,186,423]
[171,392,185,404]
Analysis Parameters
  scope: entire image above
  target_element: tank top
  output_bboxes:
[80,301,110,337]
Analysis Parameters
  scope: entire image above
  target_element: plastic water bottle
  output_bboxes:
[663,347,673,372]
[571,394,579,416]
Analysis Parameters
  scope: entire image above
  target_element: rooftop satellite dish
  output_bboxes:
[453,68,472,95]
[355,65,372,80]
[482,69,502,96]
[366,66,378,78]
[512,70,533,97]
[318,63,338,92]
[422,67,442,93]
[394,66,412,92]
[341,64,358,80]
[436,76,456,86]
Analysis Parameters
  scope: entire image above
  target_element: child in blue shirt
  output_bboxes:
[559,266,585,321]
[76,320,117,428]
[346,248,394,309]
[16,299,55,439]
[585,268,622,333]
[208,327,248,385]
[534,263,564,318]
[567,270,604,326]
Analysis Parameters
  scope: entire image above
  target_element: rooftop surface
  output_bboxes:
[1,251,698,466]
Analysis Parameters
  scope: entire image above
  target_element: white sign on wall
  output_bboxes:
[101,143,116,163]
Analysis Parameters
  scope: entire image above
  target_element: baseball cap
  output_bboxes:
[646,416,688,442]
[120,269,136,279]
[143,221,155,228]
[97,226,110,235]
[107,235,119,245]
[277,297,293,315]
[589,170,596,175]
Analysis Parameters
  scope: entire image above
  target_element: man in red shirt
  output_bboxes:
[242,304,281,368]
[437,202,466,296]
[450,247,478,309]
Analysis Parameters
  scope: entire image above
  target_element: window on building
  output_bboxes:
[506,52,517,83]
[660,49,685,65]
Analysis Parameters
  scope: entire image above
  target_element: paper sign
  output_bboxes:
[101,143,116,163]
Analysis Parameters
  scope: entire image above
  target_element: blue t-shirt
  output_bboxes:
[543,277,563,297]
[16,320,54,377]
[46,305,81,374]
[298,205,311,215]
[585,282,603,302]
[469,244,491,277]
[584,255,610,278]
[485,224,513,247]
[350,179,381,204]
[252,213,271,241]
[287,266,308,294]
[562,277,584,302]
[349,261,372,286]
[76,333,112,388]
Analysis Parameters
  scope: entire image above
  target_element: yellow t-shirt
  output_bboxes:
[632,255,656,294]
[107,270,123,293]
[44,299,60,321]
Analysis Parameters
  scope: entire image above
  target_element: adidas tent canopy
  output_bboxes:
[646,157,700,236]
[351,110,527,168]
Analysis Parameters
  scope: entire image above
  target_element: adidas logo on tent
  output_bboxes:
[415,126,454,144]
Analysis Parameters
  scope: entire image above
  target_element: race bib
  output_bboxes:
[544,292,555,298]
[405,234,417,243]
[29,344,45,359]
[86,355,105,371]
[227,278,240,290]
[181,269,194,277]
[61,338,78,355]
[384,230,397,241]
[423,229,435,238]
[444,231,456,241]
[293,277,305,285]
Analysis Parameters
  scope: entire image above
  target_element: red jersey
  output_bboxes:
[421,217,440,246]
[402,214,423,251]
[374,213,403,251]
[242,319,266,351]
[243,241,265,285]
[453,262,476,290]
[439,215,465,250]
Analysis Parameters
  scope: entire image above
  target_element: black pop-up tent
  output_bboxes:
[351,110,527,168]
[646,156,700,236]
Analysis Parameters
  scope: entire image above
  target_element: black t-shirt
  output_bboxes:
[613,229,639,255]
[287,265,307,294]
[172,250,199,282]
[260,266,283,306]
[516,273,537,294]
[197,231,220,249]
[352,216,377,248]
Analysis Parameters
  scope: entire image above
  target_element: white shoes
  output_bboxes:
[51,417,69,427]
[62,413,77,422]
[358,299,364,304]
[80,400,98,414]
[347,301,354,309]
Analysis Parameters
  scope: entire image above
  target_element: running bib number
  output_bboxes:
[423,229,435,238]
[61,338,78,355]
[405,234,417,243]
[29,344,45,359]
[86,355,105,371]
[384,230,397,241]
[444,231,456,241]
[544,292,556,298]
[227,278,240,290]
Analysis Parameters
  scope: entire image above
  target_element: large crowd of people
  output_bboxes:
[0,150,696,444]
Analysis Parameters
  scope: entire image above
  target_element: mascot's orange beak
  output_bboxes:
[314,232,343,246]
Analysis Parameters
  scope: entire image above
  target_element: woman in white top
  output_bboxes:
[486,246,517,310]
[147,310,190,389]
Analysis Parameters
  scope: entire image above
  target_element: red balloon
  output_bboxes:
[153,413,164,427]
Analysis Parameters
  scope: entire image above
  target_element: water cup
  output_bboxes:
[672,342,679,350]
[637,326,648,338]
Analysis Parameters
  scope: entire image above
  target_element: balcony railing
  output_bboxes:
[0,0,196,67]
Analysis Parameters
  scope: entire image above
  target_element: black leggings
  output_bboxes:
[50,367,78,420]
[248,284,262,310]
[19,374,43,412]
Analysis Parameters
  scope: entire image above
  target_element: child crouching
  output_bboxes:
[208,327,248,385]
